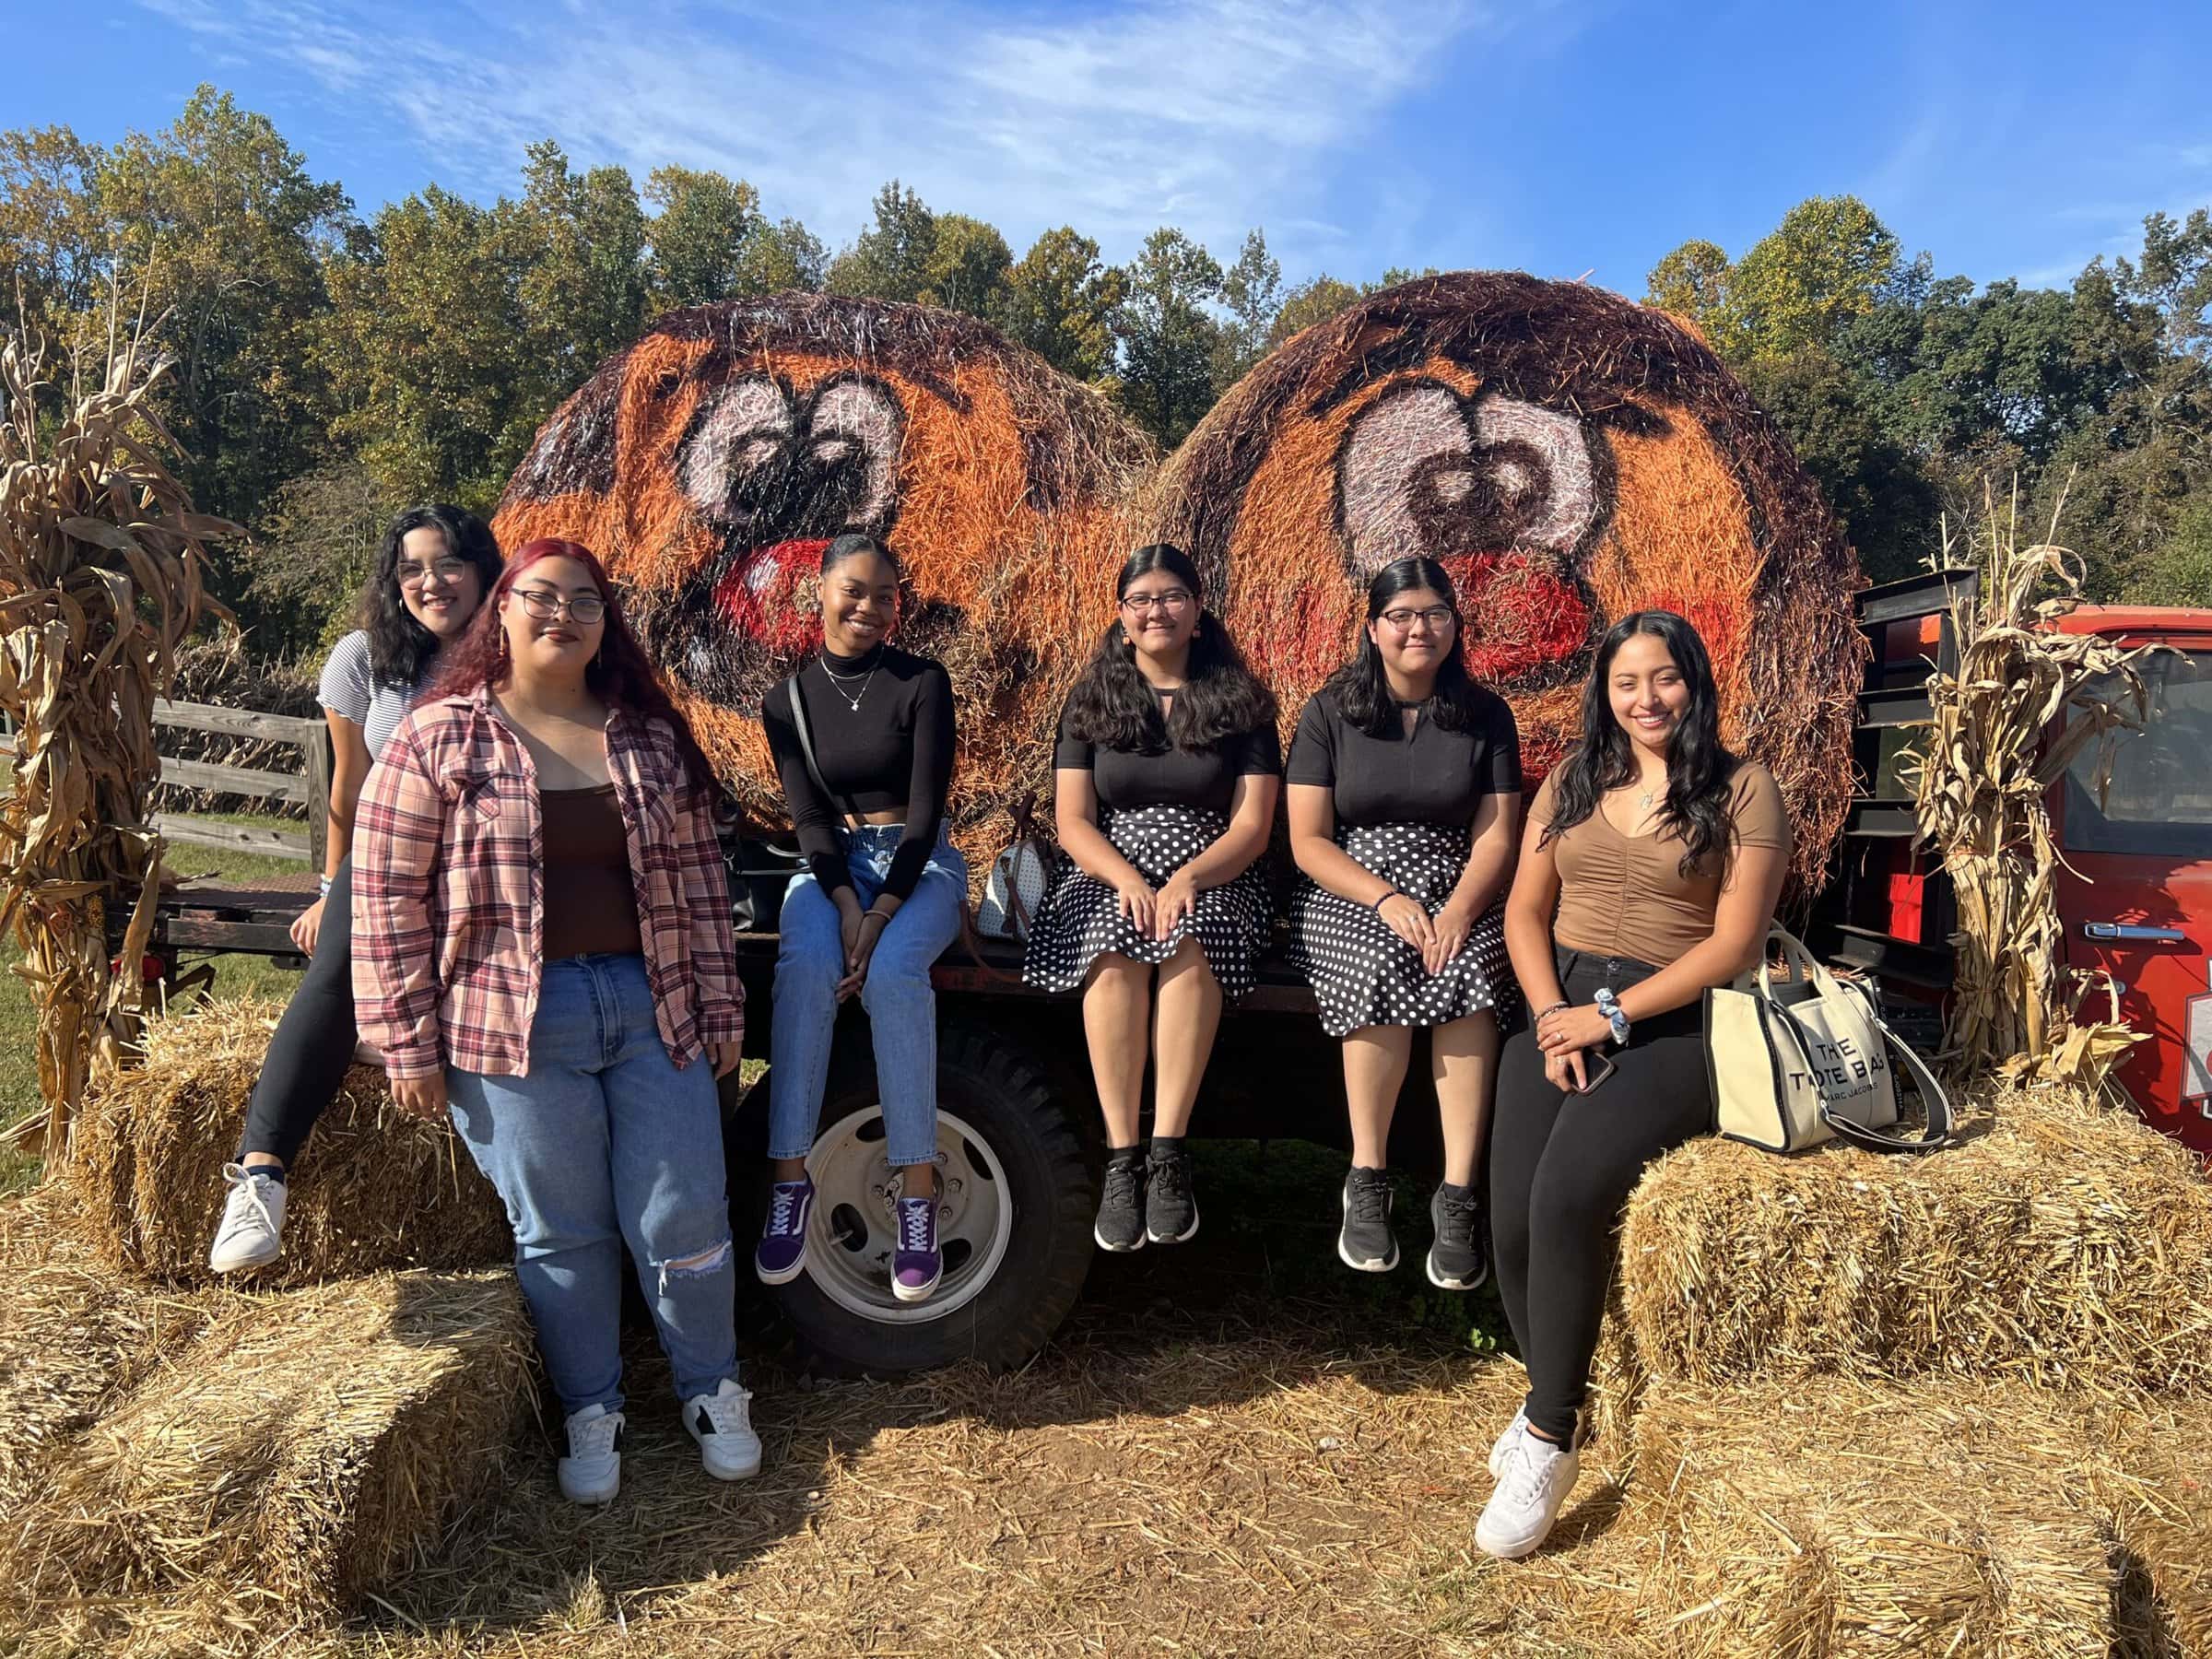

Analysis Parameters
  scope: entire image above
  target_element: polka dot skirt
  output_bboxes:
[1022,804,1271,1000]
[1287,821,1513,1039]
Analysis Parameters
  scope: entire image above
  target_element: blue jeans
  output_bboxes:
[769,825,967,1167]
[447,953,737,1418]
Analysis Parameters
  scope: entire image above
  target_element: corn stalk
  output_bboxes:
[0,322,230,1150]
[1905,480,2159,1092]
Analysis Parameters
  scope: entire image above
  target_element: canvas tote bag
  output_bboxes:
[974,793,1053,943]
[1706,926,1951,1154]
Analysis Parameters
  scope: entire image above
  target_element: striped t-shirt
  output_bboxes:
[317,630,430,759]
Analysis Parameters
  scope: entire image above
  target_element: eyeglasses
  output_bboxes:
[511,587,606,624]
[1379,606,1454,631]
[1122,589,1194,615]
[398,557,472,588]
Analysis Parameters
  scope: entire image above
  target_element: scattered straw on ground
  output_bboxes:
[1619,1079,2212,1399]
[2,1268,534,1653]
[70,994,511,1287]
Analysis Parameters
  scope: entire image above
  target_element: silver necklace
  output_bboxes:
[820,655,878,712]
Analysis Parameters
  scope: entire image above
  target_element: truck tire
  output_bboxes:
[724,1015,1098,1375]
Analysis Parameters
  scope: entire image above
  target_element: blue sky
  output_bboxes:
[7,0,2210,297]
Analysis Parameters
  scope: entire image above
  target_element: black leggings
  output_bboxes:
[237,859,358,1168]
[1488,946,1711,1442]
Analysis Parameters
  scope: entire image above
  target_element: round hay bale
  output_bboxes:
[1618,1080,2212,1398]
[1,1269,532,1644]
[492,293,1155,854]
[68,995,511,1288]
[1131,271,1864,890]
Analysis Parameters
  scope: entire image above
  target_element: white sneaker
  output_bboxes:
[1488,1406,1528,1479]
[684,1378,762,1481]
[207,1163,287,1273]
[559,1404,624,1505]
[1476,1428,1580,1559]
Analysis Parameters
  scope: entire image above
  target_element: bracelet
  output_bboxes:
[1533,1000,1571,1025]
[1371,889,1406,912]
[862,906,894,926]
[317,875,333,898]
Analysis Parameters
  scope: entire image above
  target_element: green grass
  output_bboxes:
[0,806,314,1194]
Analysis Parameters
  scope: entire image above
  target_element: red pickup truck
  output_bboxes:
[1818,574,2212,1154]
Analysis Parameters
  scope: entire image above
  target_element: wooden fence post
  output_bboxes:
[303,724,333,873]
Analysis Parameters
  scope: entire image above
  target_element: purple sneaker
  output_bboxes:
[891,1194,941,1303]
[755,1177,815,1285]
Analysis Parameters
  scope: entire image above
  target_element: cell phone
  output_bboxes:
[1572,1052,1618,1094]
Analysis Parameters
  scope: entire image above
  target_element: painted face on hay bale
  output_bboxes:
[1136,270,1863,887]
[494,295,1150,825]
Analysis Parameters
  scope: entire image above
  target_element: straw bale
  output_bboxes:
[1628,1378,2135,1657]
[2093,1393,2212,1653]
[491,293,1154,865]
[0,1186,216,1520]
[1132,271,1863,892]
[1619,1080,2212,1398]
[2,1269,533,1646]
[69,994,510,1287]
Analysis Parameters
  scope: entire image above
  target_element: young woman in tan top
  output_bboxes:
[1477,611,1790,1561]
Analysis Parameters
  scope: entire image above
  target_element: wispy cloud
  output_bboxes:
[132,0,1512,272]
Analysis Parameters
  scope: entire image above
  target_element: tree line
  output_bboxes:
[5,88,2207,662]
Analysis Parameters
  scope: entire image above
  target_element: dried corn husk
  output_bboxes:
[0,317,231,1145]
[1904,479,2159,1088]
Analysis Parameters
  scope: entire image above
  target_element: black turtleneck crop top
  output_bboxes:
[761,644,957,902]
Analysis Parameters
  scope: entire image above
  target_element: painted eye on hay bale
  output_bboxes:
[494,295,1154,836]
[1135,270,1864,891]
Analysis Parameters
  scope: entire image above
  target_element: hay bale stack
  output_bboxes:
[0,1187,216,1518]
[70,995,510,1287]
[1131,271,1863,889]
[1619,1081,2212,1397]
[492,293,1155,855]
[2093,1394,2212,1653]
[2,1270,533,1644]
[1628,1379,2136,1656]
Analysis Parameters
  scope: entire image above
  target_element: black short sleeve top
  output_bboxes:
[1054,694,1281,815]
[1284,686,1523,828]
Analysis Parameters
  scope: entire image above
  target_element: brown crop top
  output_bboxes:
[1528,763,1790,968]
[539,784,644,960]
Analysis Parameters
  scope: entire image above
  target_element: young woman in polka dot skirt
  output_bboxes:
[1024,545,1281,1252]
[1285,557,1523,1291]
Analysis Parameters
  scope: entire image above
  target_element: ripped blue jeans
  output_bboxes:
[447,952,737,1417]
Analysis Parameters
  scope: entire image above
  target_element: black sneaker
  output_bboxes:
[1427,1182,1488,1290]
[1094,1151,1146,1252]
[1337,1166,1398,1272]
[1145,1147,1199,1244]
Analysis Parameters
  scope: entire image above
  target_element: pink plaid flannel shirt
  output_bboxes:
[351,687,744,1080]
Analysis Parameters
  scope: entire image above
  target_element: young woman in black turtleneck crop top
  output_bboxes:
[755,535,963,1306]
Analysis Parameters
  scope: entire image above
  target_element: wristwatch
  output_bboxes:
[1594,986,1631,1046]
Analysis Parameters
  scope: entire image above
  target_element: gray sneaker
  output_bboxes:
[1337,1166,1398,1272]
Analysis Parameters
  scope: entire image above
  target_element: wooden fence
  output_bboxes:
[152,700,331,866]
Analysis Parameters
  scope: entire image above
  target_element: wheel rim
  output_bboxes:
[800,1105,1013,1324]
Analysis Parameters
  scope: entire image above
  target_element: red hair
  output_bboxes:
[431,537,718,793]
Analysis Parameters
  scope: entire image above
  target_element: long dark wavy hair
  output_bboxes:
[1063,544,1275,751]
[358,504,504,690]
[1539,610,1738,875]
[430,538,718,793]
[1324,556,1494,736]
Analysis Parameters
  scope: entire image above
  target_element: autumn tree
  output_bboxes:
[1001,226,1124,380]
[95,88,354,530]
[826,181,936,302]
[1214,228,1282,391]
[1114,228,1223,445]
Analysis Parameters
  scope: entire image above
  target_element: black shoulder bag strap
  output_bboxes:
[786,674,863,823]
